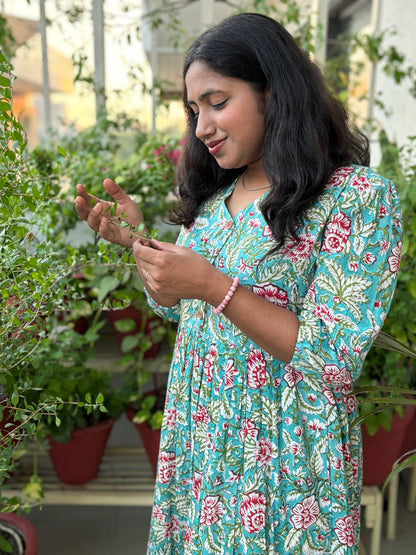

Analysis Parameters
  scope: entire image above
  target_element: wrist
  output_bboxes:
[214,277,239,314]
[202,269,239,311]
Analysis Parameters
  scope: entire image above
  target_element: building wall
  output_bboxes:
[372,0,416,149]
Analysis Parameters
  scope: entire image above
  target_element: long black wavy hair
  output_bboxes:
[172,12,370,250]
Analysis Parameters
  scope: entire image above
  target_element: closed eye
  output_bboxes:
[213,100,227,110]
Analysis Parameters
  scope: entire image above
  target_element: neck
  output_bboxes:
[240,169,270,191]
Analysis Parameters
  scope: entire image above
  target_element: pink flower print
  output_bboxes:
[343,393,357,414]
[247,349,267,389]
[224,358,237,390]
[307,419,325,433]
[282,233,315,263]
[313,304,339,325]
[184,525,193,543]
[349,261,358,271]
[158,451,176,484]
[322,211,351,253]
[248,218,261,229]
[289,442,302,455]
[351,175,372,193]
[379,205,388,218]
[322,364,351,386]
[262,225,273,238]
[240,491,266,533]
[153,504,167,522]
[200,495,223,526]
[326,167,354,188]
[283,364,304,387]
[307,281,317,301]
[256,437,273,468]
[290,496,320,530]
[335,515,356,547]
[380,238,390,254]
[252,283,288,307]
[195,405,210,426]
[331,456,342,470]
[203,344,217,382]
[237,257,253,273]
[238,418,259,443]
[363,252,376,264]
[388,240,402,274]
[191,471,202,500]
[322,386,336,405]
[165,515,180,539]
[165,407,177,429]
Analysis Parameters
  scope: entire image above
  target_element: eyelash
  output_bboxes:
[192,100,228,121]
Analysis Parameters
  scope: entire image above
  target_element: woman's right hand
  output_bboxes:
[75,178,144,248]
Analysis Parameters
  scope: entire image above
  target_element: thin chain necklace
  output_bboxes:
[241,171,271,191]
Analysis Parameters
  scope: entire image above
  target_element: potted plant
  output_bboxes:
[0,511,38,555]
[119,310,174,476]
[19,320,127,486]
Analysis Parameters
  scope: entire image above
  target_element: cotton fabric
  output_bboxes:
[146,165,402,555]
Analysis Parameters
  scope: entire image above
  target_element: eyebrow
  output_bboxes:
[188,89,225,106]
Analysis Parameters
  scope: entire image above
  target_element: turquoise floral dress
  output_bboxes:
[145,166,402,555]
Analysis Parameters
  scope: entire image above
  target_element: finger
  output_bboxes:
[150,239,178,253]
[103,179,132,204]
[76,183,96,204]
[75,196,88,219]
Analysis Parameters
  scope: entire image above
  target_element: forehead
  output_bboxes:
[185,61,240,101]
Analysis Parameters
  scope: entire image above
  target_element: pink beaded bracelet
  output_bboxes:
[214,277,240,314]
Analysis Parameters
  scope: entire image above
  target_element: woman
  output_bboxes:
[76,13,402,555]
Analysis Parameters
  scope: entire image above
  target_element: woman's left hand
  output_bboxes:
[133,238,221,304]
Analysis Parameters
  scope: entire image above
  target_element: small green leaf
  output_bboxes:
[57,145,67,156]
[96,393,104,404]
[11,391,19,407]
[0,535,13,552]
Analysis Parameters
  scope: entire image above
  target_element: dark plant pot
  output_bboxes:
[362,405,415,486]
[0,512,38,555]
[126,407,160,477]
[107,306,162,358]
[48,418,115,485]
[0,404,18,443]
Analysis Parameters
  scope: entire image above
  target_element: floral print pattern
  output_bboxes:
[146,166,402,554]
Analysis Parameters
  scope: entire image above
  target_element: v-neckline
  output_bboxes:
[222,179,269,221]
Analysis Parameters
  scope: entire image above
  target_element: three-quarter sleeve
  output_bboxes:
[145,292,181,323]
[290,169,402,386]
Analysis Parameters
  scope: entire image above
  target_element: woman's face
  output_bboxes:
[185,61,267,170]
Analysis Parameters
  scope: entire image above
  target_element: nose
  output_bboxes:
[195,109,215,141]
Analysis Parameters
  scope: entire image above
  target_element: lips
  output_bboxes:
[206,138,226,156]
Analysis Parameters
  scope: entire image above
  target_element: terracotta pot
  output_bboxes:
[401,405,416,455]
[107,306,162,358]
[0,512,38,554]
[126,407,161,477]
[48,418,114,485]
[362,405,415,486]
